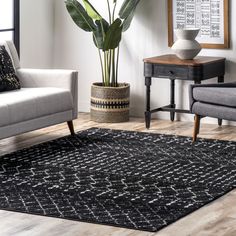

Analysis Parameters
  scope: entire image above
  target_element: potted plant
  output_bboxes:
[65,0,141,122]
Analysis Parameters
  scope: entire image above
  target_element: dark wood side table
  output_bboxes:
[143,54,226,129]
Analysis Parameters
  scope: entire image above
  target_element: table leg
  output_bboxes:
[170,79,176,121]
[218,75,224,126]
[145,77,152,129]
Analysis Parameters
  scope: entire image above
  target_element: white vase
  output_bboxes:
[171,28,202,60]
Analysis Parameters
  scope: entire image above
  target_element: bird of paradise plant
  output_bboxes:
[65,0,141,87]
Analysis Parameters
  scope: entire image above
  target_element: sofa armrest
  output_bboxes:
[189,81,236,112]
[17,68,78,119]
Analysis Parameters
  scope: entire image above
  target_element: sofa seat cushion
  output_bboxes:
[193,87,236,108]
[0,87,73,127]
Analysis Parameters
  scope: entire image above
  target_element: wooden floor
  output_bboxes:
[0,113,236,236]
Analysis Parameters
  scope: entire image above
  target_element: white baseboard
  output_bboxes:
[78,101,90,113]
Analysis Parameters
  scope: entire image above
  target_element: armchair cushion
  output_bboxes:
[192,102,236,121]
[0,88,73,127]
[189,82,236,111]
[0,45,21,92]
[193,87,236,107]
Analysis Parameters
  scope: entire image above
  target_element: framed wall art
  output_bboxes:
[168,0,229,49]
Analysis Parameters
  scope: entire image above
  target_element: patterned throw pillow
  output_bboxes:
[0,45,21,92]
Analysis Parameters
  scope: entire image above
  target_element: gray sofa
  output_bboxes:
[0,41,78,140]
[189,82,236,141]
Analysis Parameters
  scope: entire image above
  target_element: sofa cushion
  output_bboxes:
[0,87,73,127]
[0,41,15,68]
[193,87,236,108]
[192,102,236,122]
[0,45,21,92]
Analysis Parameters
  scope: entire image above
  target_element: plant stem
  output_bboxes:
[111,49,115,86]
[115,46,120,86]
[104,51,107,86]
[112,1,117,22]
[98,49,105,85]
[108,51,111,86]
[108,50,112,84]
[106,0,112,24]
[104,51,110,86]
[93,33,104,84]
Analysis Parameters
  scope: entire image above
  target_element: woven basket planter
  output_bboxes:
[91,83,130,123]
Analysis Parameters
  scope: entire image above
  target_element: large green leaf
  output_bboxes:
[103,19,123,51]
[93,19,109,49]
[119,0,140,31]
[82,0,102,20]
[119,0,140,19]
[122,8,135,32]
[65,0,96,32]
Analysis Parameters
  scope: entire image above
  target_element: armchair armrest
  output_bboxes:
[17,68,78,119]
[189,81,236,112]
[190,82,236,90]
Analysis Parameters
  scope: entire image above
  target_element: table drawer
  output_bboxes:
[154,65,189,78]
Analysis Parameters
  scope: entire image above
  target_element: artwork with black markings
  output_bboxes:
[0,128,235,232]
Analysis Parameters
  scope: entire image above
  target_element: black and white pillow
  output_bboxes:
[0,45,21,92]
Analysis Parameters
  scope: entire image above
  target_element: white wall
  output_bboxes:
[53,0,104,112]
[23,0,236,124]
[20,0,55,68]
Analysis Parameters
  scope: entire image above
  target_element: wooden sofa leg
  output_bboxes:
[67,121,75,135]
[193,115,201,142]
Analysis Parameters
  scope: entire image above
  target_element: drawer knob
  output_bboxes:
[169,70,174,75]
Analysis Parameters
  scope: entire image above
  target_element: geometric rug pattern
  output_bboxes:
[0,128,236,232]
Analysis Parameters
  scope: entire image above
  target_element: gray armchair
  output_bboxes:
[189,82,236,141]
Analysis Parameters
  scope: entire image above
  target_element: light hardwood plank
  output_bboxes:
[0,113,236,236]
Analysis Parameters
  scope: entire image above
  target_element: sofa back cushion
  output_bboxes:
[0,45,21,92]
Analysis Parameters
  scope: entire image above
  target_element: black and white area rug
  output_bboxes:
[0,128,236,232]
